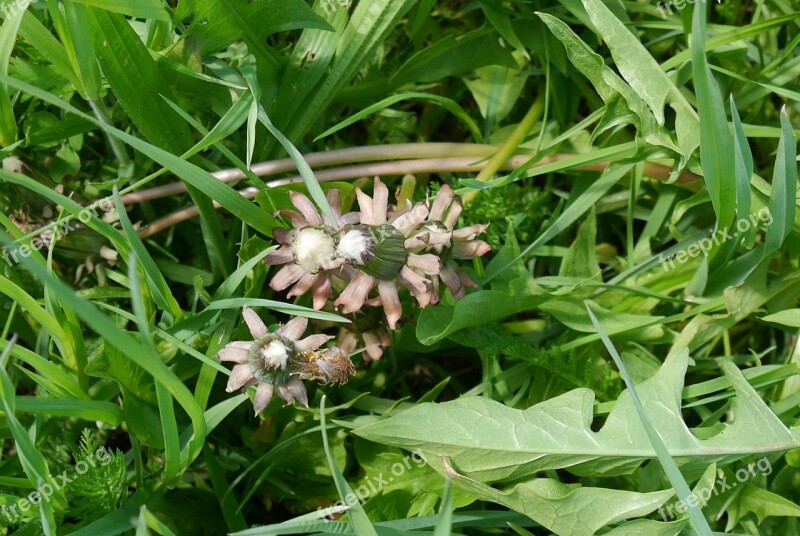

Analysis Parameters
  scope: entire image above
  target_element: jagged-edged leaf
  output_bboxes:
[355,351,800,483]
[424,464,673,536]
[536,12,697,170]
[577,0,699,169]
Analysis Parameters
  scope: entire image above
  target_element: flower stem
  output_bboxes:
[462,94,546,204]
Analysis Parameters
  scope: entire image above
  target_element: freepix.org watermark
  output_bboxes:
[659,207,773,272]
[1,198,116,268]
[658,457,772,521]
[318,449,427,520]
[320,0,351,17]
[1,445,114,524]
[0,0,39,19]
[655,0,721,19]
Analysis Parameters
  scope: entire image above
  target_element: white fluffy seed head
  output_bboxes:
[292,227,336,273]
[336,229,372,264]
[260,340,291,369]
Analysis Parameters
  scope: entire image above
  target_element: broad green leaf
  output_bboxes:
[536,14,685,160]
[463,65,526,138]
[727,484,800,527]
[422,465,673,536]
[355,351,800,482]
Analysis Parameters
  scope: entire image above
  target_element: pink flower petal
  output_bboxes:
[404,234,429,250]
[278,316,308,341]
[275,209,307,228]
[443,195,464,229]
[335,271,376,314]
[278,378,308,407]
[355,187,375,226]
[218,346,250,363]
[337,329,358,353]
[287,273,316,299]
[392,202,428,236]
[372,177,389,225]
[290,191,322,226]
[407,253,441,275]
[325,189,342,227]
[453,224,489,240]
[226,364,255,392]
[440,265,465,299]
[243,307,269,339]
[296,334,334,352]
[459,268,477,288]
[228,341,253,350]
[264,246,294,266]
[340,212,361,225]
[453,240,491,259]
[429,184,454,221]
[398,265,428,294]
[273,228,296,244]
[270,264,305,291]
[378,280,402,329]
[311,274,332,310]
[363,331,384,361]
[253,383,274,414]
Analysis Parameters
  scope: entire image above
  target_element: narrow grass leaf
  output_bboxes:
[320,395,378,536]
[0,75,275,234]
[586,305,712,536]
[315,92,482,143]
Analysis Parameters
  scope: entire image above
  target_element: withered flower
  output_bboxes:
[334,178,441,328]
[410,184,491,300]
[217,307,333,413]
[264,190,357,309]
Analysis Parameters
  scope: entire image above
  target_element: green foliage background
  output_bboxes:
[0,0,799,534]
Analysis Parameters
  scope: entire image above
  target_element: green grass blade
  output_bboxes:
[315,92,482,143]
[0,0,24,145]
[764,107,798,254]
[0,335,67,517]
[0,274,78,375]
[114,187,183,321]
[69,0,171,21]
[0,227,208,468]
[320,395,378,536]
[206,298,350,323]
[690,0,736,258]
[0,74,275,234]
[127,251,182,482]
[433,478,454,536]
[14,397,123,425]
[586,304,712,536]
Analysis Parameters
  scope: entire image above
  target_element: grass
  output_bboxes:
[0,0,799,535]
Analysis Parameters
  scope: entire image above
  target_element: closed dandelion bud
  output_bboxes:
[336,224,409,280]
